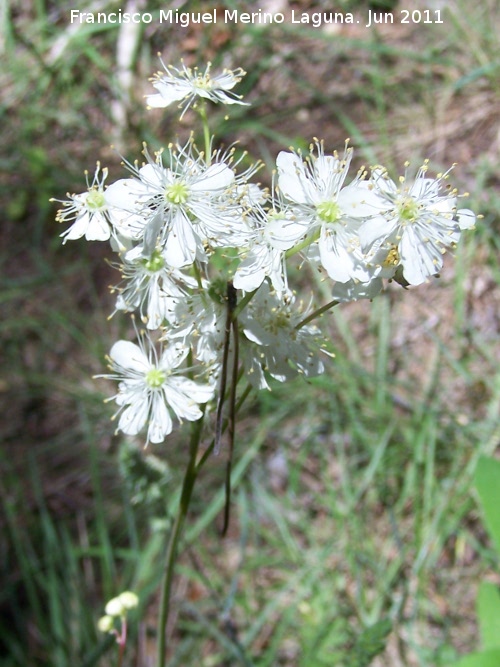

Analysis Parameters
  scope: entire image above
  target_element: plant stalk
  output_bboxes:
[156,415,204,667]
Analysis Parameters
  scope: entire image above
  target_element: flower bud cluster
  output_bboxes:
[98,591,139,634]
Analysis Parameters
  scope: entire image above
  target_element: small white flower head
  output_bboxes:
[117,591,139,611]
[358,161,477,285]
[239,284,326,390]
[99,328,214,445]
[233,192,306,296]
[98,615,115,634]
[108,140,250,268]
[52,163,118,244]
[276,141,381,284]
[146,59,250,117]
[105,596,126,618]
[111,248,197,330]
[168,291,226,367]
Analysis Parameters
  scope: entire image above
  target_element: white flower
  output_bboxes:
[52,164,124,244]
[239,284,326,390]
[233,196,306,295]
[358,162,476,285]
[104,178,151,247]
[97,615,115,633]
[111,249,197,330]
[106,141,249,268]
[159,292,224,368]
[276,142,381,283]
[100,332,214,444]
[146,60,249,117]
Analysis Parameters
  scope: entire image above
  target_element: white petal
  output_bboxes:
[147,394,173,443]
[242,318,273,346]
[276,152,314,204]
[105,177,149,207]
[358,215,396,250]
[432,197,456,216]
[319,228,370,283]
[105,179,136,207]
[191,163,234,192]
[146,284,176,330]
[400,227,442,285]
[410,178,439,200]
[146,80,191,107]
[164,210,197,267]
[139,163,166,191]
[233,264,267,292]
[213,72,239,91]
[159,341,189,371]
[60,213,91,242]
[85,213,111,241]
[114,380,143,406]
[265,217,307,250]
[370,169,397,196]
[314,155,339,189]
[142,210,165,257]
[337,184,384,218]
[118,398,150,436]
[165,378,212,420]
[332,277,383,303]
[243,353,269,390]
[110,341,150,374]
[457,208,476,230]
[233,245,270,292]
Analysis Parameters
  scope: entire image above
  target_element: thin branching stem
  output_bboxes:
[295,299,339,330]
[196,379,252,473]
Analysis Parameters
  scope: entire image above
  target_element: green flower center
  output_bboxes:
[145,367,166,388]
[165,181,189,205]
[86,189,106,211]
[141,249,165,273]
[316,200,341,224]
[268,310,295,338]
[267,212,285,224]
[396,196,420,223]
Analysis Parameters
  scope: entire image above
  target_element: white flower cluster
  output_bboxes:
[52,61,476,446]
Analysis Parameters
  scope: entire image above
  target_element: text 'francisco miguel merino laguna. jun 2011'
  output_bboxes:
[69,7,445,28]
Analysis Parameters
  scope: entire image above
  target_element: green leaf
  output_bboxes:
[477,581,500,650]
[351,619,392,667]
[453,648,500,667]
[474,457,500,554]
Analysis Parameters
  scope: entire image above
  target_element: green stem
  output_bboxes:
[155,330,254,664]
[156,415,204,667]
[295,298,339,330]
[192,261,204,291]
[285,228,321,260]
[198,104,212,165]
[232,289,257,320]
